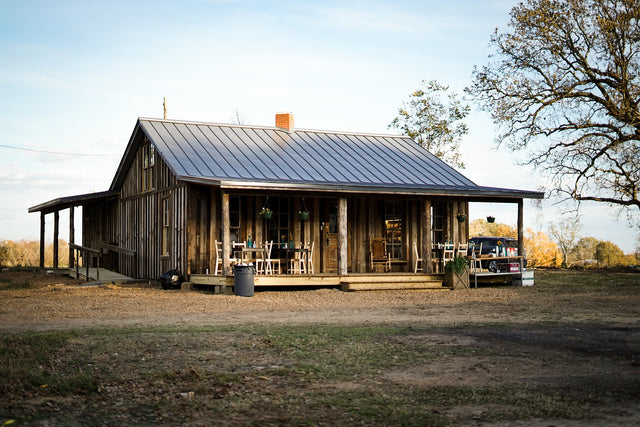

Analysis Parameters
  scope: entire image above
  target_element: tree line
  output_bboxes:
[0,239,70,268]
[470,219,639,268]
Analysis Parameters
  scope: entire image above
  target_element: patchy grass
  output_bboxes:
[1,270,640,425]
[2,321,639,425]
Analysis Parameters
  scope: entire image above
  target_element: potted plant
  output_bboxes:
[456,213,466,223]
[299,210,309,220]
[259,207,272,219]
[487,215,495,223]
[444,256,470,289]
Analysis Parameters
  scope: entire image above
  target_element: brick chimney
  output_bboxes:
[275,112,294,131]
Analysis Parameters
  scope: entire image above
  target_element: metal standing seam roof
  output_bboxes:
[111,117,543,199]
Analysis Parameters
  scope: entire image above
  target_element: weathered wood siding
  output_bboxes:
[198,193,469,276]
[118,136,186,279]
[82,199,119,269]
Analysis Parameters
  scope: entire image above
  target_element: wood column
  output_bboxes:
[255,196,263,245]
[292,197,301,247]
[517,199,524,265]
[53,211,59,268]
[337,197,348,276]
[39,212,45,268]
[451,201,459,248]
[221,190,231,276]
[422,200,432,274]
[208,188,218,274]
[69,206,75,269]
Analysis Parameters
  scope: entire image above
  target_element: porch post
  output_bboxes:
[221,190,231,276]
[422,200,432,274]
[39,212,45,268]
[208,188,217,273]
[53,210,59,268]
[337,197,348,276]
[517,199,524,266]
[69,206,75,269]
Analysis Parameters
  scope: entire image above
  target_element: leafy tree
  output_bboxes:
[525,229,562,268]
[0,240,8,267]
[469,219,516,239]
[595,240,630,266]
[390,80,470,169]
[468,0,640,213]
[571,237,600,264]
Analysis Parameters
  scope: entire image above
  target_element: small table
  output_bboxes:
[237,247,267,263]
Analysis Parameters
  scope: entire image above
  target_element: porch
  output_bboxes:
[189,272,447,292]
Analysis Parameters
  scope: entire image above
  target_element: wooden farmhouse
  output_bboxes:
[29,113,544,289]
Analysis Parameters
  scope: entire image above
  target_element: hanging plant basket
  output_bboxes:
[259,208,272,219]
[298,197,309,221]
[456,214,466,223]
[487,215,495,223]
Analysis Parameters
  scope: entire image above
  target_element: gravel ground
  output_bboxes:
[2,270,639,331]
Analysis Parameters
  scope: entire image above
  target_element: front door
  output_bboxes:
[320,199,352,273]
[321,201,338,273]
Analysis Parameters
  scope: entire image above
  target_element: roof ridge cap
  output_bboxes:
[137,117,409,138]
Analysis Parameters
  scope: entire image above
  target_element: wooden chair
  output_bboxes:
[298,241,314,275]
[472,242,483,272]
[413,241,423,273]
[232,241,245,262]
[443,241,455,265]
[370,237,391,272]
[256,241,279,275]
[289,243,306,274]
[431,243,442,273]
[214,240,222,275]
[306,241,315,274]
[457,242,468,258]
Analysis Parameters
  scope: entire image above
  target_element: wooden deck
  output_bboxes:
[69,267,133,282]
[189,273,447,292]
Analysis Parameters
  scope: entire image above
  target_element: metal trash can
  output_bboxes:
[233,264,255,297]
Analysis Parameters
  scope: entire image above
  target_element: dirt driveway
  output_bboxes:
[2,269,638,331]
[1,269,640,425]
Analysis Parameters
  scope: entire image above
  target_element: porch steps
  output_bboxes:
[340,275,446,291]
[188,273,446,292]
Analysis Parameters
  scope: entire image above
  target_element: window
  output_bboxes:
[161,198,170,256]
[267,198,290,247]
[385,200,403,259]
[432,202,444,244]
[229,196,241,243]
[142,143,155,192]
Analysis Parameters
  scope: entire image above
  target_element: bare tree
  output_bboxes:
[468,0,640,214]
[549,218,582,268]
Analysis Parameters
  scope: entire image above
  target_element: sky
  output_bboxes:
[0,0,637,253]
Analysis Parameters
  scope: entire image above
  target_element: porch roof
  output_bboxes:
[111,117,544,200]
[28,190,119,214]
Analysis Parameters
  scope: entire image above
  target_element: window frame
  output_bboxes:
[161,197,170,256]
[142,143,155,192]
[431,201,444,244]
[384,200,404,260]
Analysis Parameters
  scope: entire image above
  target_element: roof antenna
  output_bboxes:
[163,97,167,119]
